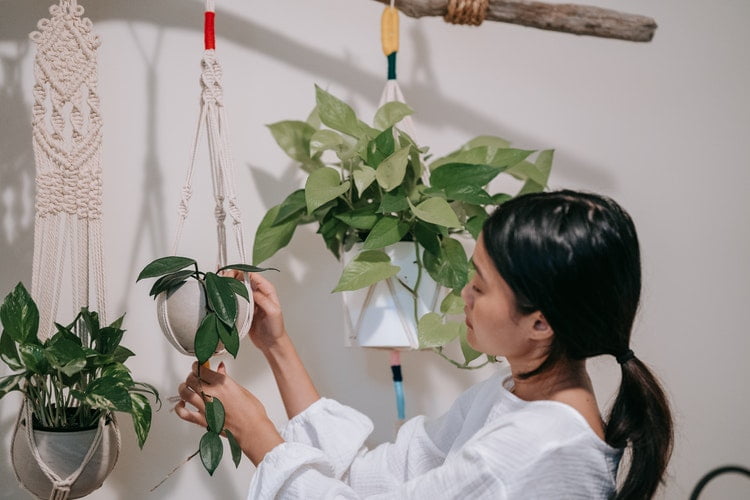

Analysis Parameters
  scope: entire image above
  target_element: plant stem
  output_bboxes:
[413,240,424,325]
[433,347,491,370]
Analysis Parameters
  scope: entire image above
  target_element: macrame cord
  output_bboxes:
[166,0,250,353]
[20,1,120,498]
[444,0,490,26]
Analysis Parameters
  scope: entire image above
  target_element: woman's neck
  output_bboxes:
[509,358,592,401]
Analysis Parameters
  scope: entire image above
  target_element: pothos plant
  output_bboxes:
[137,257,276,475]
[253,85,553,368]
[0,282,159,448]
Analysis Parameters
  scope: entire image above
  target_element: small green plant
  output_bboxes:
[137,256,276,474]
[0,283,159,448]
[253,85,553,367]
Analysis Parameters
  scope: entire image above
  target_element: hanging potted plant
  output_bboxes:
[136,257,276,475]
[253,85,554,367]
[0,282,160,499]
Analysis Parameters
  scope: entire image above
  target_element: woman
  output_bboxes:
[176,190,673,499]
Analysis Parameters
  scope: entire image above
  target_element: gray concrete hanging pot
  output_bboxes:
[156,279,252,356]
[11,403,120,499]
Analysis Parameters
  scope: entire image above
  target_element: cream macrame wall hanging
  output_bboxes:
[11,1,120,499]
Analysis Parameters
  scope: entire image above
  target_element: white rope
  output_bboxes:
[171,46,248,274]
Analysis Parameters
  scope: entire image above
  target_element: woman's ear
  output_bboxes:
[529,313,553,341]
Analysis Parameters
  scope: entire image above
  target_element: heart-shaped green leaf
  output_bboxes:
[0,282,39,344]
[253,204,299,264]
[333,251,400,292]
[417,313,462,348]
[362,216,409,250]
[305,167,350,214]
[410,198,461,229]
[375,146,410,192]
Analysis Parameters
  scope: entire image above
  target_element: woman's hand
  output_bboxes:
[222,270,288,352]
[174,361,283,465]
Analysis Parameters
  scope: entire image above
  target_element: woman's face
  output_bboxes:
[461,234,544,359]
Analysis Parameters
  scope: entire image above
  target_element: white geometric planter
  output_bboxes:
[342,242,443,349]
[12,415,120,499]
[156,279,253,356]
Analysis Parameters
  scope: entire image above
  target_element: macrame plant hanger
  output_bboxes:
[162,0,251,354]
[374,0,490,428]
[12,1,120,498]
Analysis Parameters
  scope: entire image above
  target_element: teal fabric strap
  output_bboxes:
[387,51,397,80]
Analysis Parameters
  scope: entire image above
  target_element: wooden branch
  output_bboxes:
[371,0,657,42]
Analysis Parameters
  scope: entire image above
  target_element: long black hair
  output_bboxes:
[482,190,673,500]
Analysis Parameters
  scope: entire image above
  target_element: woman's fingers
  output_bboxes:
[248,273,279,303]
[178,382,206,410]
[174,400,207,427]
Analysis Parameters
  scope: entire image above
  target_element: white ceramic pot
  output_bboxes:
[342,242,443,349]
[156,279,252,355]
[12,416,119,499]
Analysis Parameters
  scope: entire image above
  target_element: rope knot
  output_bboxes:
[444,0,489,26]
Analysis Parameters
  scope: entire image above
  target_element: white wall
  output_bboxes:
[1,0,748,498]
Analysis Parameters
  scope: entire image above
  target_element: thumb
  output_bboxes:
[217,361,227,375]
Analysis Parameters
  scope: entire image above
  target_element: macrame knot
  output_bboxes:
[200,55,224,106]
[227,197,243,225]
[50,483,73,500]
[444,0,489,26]
[178,186,193,217]
[76,170,103,219]
[214,202,227,224]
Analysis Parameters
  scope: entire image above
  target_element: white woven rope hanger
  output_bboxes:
[344,1,439,350]
[163,0,251,354]
[14,1,120,498]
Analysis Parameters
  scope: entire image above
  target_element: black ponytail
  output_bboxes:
[483,190,673,499]
[607,358,673,499]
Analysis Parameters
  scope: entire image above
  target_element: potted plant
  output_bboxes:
[137,257,276,475]
[253,85,553,367]
[0,282,159,499]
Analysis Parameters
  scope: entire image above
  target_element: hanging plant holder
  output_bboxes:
[342,242,441,349]
[11,401,120,500]
[156,279,252,356]
[156,0,253,355]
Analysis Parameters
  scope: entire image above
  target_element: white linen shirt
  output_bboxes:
[247,370,622,499]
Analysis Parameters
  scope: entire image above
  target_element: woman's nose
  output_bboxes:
[461,284,472,307]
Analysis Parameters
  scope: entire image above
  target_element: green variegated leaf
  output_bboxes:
[130,393,152,449]
[373,102,413,130]
[0,330,22,370]
[305,167,350,214]
[0,283,39,344]
[353,166,377,195]
[332,251,400,292]
[430,163,502,190]
[460,325,482,364]
[417,313,462,348]
[315,86,375,138]
[266,120,322,170]
[423,238,469,289]
[272,190,307,226]
[362,217,409,250]
[0,373,25,398]
[334,207,379,230]
[440,291,465,315]
[310,129,345,155]
[375,146,410,192]
[253,204,299,264]
[410,198,461,229]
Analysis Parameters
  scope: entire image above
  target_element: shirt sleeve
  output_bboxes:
[247,428,507,499]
